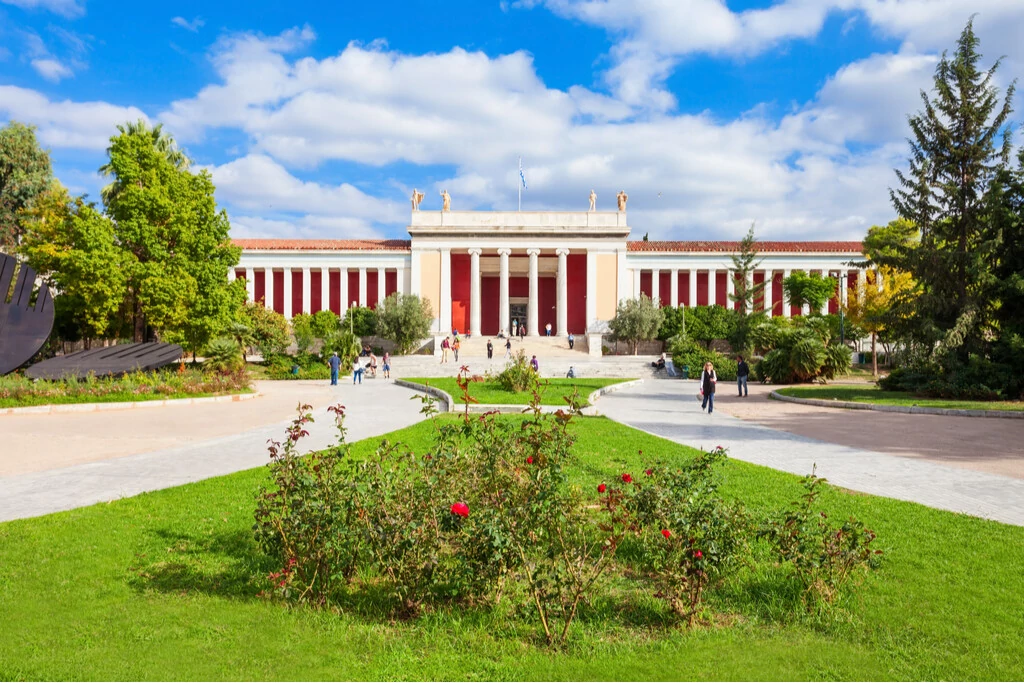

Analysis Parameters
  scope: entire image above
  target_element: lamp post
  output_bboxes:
[350,301,356,335]
[839,273,847,346]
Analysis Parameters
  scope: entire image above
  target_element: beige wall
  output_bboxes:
[418,250,441,322]
[596,253,618,321]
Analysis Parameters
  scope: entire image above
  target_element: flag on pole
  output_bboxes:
[519,157,527,189]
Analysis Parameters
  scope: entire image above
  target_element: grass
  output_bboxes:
[1,416,1022,680]
[0,387,254,409]
[776,385,1024,412]
[403,377,630,405]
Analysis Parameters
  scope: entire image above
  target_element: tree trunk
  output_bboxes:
[133,295,145,343]
[871,331,878,378]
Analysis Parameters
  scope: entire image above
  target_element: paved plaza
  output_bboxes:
[2,374,1022,526]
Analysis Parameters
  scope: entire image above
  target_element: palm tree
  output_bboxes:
[99,119,191,206]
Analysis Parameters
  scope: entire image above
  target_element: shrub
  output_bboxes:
[658,306,686,341]
[685,305,739,350]
[203,337,244,375]
[375,293,433,354]
[240,302,290,358]
[342,306,378,337]
[290,313,316,354]
[751,318,850,384]
[609,294,665,354]
[668,336,738,381]
[496,349,535,392]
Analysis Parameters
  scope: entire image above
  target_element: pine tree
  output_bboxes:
[890,19,1015,361]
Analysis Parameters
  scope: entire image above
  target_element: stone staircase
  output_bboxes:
[386,349,669,380]
[450,334,588,359]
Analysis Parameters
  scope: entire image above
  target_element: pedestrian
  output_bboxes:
[568,332,574,350]
[512,319,518,338]
[368,351,378,378]
[700,361,717,414]
[566,366,576,378]
[382,352,391,379]
[440,335,450,363]
[504,338,512,360]
[486,339,493,359]
[328,351,341,386]
[453,336,461,362]
[737,355,749,397]
[353,360,365,384]
[519,321,526,340]
[545,322,552,337]
[530,355,539,372]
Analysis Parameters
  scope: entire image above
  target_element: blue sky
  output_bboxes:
[2,0,1022,241]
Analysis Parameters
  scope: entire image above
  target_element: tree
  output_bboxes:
[342,305,378,337]
[240,301,290,358]
[375,293,433,354]
[18,184,127,341]
[890,19,1015,363]
[684,305,738,350]
[310,310,341,340]
[291,313,316,354]
[845,267,917,377]
[728,225,767,352]
[988,148,1024,397]
[783,271,836,314]
[0,121,52,248]
[99,119,190,206]
[609,294,664,355]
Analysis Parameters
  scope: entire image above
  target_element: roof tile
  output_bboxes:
[232,239,411,252]
[627,240,863,253]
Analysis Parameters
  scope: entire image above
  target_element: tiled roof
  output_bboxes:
[628,240,863,253]
[232,239,412,251]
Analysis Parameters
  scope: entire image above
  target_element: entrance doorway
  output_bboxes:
[509,302,527,334]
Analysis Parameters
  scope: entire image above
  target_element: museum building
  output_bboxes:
[231,209,865,337]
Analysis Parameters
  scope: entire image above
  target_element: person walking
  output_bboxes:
[382,352,391,379]
[736,355,749,397]
[700,361,717,414]
[567,332,574,350]
[486,339,493,359]
[328,351,341,386]
[519,321,526,340]
[545,322,552,337]
[452,336,461,362]
[512,319,518,338]
[352,360,365,384]
[504,338,512,360]
[440,336,450,363]
[530,355,539,372]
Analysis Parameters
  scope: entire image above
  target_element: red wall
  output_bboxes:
[658,271,671,306]
[482,276,500,335]
[640,271,652,299]
[679,271,690,306]
[509,276,528,298]
[567,254,586,334]
[347,271,359,309]
[329,271,341,315]
[385,270,397,298]
[753,272,764,311]
[310,270,322,314]
[450,254,471,334]
[291,270,303,315]
[828,272,839,314]
[539,277,556,333]
[697,271,709,306]
[254,270,265,306]
[273,271,284,315]
[772,272,784,317]
[716,272,727,307]
[367,271,379,309]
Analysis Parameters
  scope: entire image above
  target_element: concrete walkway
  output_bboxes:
[0,380,426,522]
[597,381,1024,527]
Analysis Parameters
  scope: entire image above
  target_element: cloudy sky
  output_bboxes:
[1,0,1022,241]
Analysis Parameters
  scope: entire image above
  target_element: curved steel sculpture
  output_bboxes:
[0,253,54,376]
[25,342,184,380]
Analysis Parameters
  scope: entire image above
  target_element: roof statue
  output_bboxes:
[616,190,628,211]
[441,189,451,212]
[588,190,596,212]
[411,188,425,211]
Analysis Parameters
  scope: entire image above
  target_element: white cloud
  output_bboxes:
[0,86,148,149]
[0,0,84,18]
[229,215,384,240]
[31,58,73,82]
[171,16,204,32]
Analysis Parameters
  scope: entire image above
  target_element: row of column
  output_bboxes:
[636,267,860,317]
[231,266,404,319]
[454,247,572,338]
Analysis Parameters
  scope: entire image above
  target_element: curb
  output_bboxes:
[0,391,261,416]
[769,390,1024,419]
[393,378,644,415]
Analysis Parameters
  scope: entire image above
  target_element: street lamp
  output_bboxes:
[839,273,847,346]
[350,301,356,335]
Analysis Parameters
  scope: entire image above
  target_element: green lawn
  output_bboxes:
[403,377,630,405]
[1,417,1022,680]
[0,388,254,409]
[776,385,1024,412]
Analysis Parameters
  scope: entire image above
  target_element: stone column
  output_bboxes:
[782,268,791,318]
[244,267,254,303]
[585,250,597,332]
[377,267,387,306]
[725,269,735,310]
[670,269,679,308]
[820,271,830,315]
[321,268,330,314]
[688,270,697,308]
[468,248,482,337]
[358,268,367,307]
[651,268,660,306]
[440,248,452,334]
[228,269,237,283]
[707,268,717,307]
[301,267,311,315]
[556,248,569,336]
[498,248,511,336]
[633,269,642,298]
[339,268,348,314]
[527,248,540,337]
[764,270,774,316]
[283,267,293,319]
[395,266,405,296]
[264,269,275,312]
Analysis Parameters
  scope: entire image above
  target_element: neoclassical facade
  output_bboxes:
[232,210,865,335]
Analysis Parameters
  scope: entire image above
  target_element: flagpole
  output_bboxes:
[518,156,522,212]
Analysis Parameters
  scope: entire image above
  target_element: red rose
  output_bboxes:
[450,502,469,518]
[694,550,703,559]
[661,529,671,539]
[621,473,633,484]
[597,483,607,493]
[645,469,653,476]
[526,456,534,464]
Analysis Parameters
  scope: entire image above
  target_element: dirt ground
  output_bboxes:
[715,381,1024,480]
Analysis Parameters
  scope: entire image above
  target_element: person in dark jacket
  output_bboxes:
[736,355,750,397]
[486,339,494,359]
[700,361,717,414]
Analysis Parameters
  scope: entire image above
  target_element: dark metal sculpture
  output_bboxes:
[0,253,54,375]
[25,342,184,380]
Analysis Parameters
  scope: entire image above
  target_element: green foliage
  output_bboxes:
[496,349,535,392]
[240,301,290,358]
[685,305,738,350]
[310,310,341,340]
[374,293,433,354]
[342,306,378,337]
[609,294,665,354]
[782,271,836,313]
[668,336,738,381]
[728,224,766,319]
[203,338,245,375]
[290,313,316,354]
[321,330,361,371]
[657,305,686,341]
[751,317,850,384]
[0,120,52,248]
[761,471,881,607]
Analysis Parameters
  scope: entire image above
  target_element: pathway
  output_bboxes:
[0,379,426,522]
[597,380,1024,527]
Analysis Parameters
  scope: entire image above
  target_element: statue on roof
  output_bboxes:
[588,189,596,211]
[441,189,451,212]
[616,190,628,211]
[411,188,425,211]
